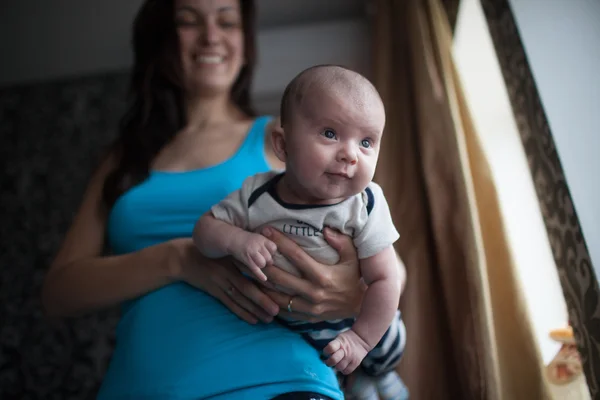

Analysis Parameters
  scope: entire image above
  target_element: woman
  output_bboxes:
[42,0,370,399]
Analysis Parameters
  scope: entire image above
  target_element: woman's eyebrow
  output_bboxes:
[175,5,198,14]
[175,5,237,13]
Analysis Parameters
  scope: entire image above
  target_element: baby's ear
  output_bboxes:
[270,122,287,162]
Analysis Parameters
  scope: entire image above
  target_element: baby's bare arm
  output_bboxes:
[324,245,400,374]
[193,213,275,281]
[352,245,401,347]
[193,213,243,258]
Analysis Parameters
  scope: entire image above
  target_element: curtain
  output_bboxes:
[371,0,552,398]
[480,0,600,397]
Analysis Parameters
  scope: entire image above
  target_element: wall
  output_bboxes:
[507,0,600,280]
[0,0,370,113]
[254,19,370,113]
[453,0,568,365]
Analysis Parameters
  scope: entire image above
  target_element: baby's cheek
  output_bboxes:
[301,152,326,173]
[363,160,378,179]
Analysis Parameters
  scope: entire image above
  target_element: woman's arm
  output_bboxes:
[175,239,280,324]
[42,154,184,317]
[42,156,279,323]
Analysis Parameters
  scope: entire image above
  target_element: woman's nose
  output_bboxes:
[201,20,220,45]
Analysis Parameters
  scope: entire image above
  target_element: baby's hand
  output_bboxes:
[324,329,370,375]
[230,231,277,281]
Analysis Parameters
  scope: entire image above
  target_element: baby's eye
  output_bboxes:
[361,139,372,148]
[322,129,337,139]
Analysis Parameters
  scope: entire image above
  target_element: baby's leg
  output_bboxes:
[375,370,409,400]
[343,371,379,400]
[344,369,410,400]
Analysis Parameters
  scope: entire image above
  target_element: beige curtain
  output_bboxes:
[371,0,552,398]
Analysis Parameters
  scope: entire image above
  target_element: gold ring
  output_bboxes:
[287,297,294,313]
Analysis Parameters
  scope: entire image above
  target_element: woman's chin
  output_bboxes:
[186,79,233,98]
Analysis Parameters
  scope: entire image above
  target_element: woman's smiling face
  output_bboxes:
[174,0,245,96]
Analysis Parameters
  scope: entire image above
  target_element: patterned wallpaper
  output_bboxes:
[0,72,127,399]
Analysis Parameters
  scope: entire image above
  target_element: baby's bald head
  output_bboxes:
[271,65,385,202]
[280,65,384,128]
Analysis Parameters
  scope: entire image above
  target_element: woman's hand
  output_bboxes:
[173,238,280,325]
[260,227,366,322]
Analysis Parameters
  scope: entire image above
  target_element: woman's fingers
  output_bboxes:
[228,270,279,317]
[225,282,274,323]
[193,263,266,324]
[257,227,364,321]
[277,311,321,323]
[262,265,315,299]
[270,290,325,316]
[323,227,357,264]
[261,291,303,318]
[262,227,322,282]
[260,287,289,306]
[183,250,279,323]
[202,258,279,318]
[261,289,330,322]
[216,287,259,324]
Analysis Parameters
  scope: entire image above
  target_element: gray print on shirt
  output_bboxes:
[282,220,323,237]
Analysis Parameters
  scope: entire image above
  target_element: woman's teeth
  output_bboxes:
[196,55,223,64]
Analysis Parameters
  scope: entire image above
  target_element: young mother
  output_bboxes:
[41,0,389,399]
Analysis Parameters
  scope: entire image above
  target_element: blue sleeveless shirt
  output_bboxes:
[97,117,343,400]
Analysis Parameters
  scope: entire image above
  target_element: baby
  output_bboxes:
[194,65,407,400]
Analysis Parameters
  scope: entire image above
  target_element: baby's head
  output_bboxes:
[272,64,386,204]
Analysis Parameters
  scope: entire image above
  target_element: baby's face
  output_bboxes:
[284,86,386,203]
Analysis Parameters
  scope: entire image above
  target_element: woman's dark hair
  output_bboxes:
[103,0,256,208]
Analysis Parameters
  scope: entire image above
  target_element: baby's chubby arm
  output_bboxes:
[352,246,402,344]
[193,212,276,282]
[324,245,400,374]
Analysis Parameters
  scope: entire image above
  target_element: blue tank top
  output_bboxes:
[97,117,343,400]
